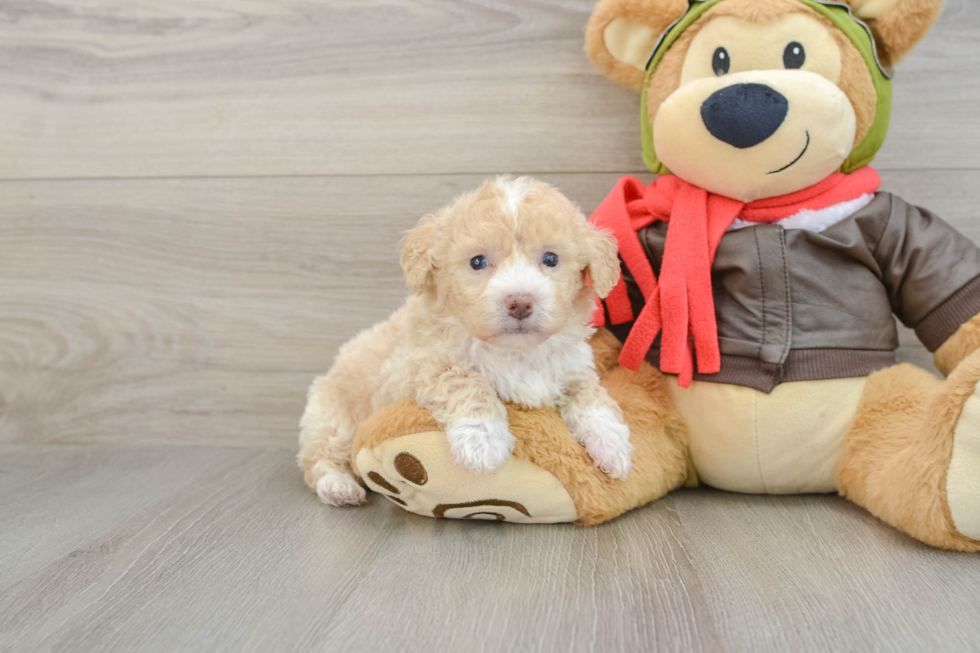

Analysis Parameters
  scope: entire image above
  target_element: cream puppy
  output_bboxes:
[299,176,633,507]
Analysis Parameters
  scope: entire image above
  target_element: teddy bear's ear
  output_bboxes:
[585,0,690,92]
[847,0,944,64]
[400,212,440,296]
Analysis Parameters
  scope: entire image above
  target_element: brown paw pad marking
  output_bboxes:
[463,512,505,521]
[433,500,530,520]
[394,452,427,485]
[367,472,400,494]
[366,453,427,506]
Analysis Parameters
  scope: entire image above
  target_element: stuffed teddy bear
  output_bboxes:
[315,0,980,551]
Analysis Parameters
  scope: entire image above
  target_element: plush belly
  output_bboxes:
[669,377,867,494]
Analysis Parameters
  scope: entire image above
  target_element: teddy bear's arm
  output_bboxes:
[869,195,980,370]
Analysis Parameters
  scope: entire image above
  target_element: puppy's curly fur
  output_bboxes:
[299,176,631,506]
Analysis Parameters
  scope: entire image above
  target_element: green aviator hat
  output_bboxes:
[640,0,894,175]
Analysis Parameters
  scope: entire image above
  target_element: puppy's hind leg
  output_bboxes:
[299,303,408,506]
[298,375,367,507]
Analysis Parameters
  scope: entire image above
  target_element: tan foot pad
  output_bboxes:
[948,394,980,540]
[355,430,578,523]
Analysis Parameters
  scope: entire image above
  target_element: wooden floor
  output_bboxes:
[2,1,980,651]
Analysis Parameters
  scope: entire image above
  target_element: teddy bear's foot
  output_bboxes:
[355,428,578,523]
[350,356,693,526]
[316,471,367,507]
[839,351,980,551]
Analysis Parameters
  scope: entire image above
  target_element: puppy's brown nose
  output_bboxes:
[505,294,534,320]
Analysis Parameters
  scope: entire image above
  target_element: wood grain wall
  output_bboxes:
[2,0,978,448]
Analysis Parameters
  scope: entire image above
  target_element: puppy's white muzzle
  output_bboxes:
[484,256,556,344]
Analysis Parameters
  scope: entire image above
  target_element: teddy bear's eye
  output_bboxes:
[712,47,731,76]
[542,252,559,268]
[470,255,488,270]
[783,41,806,69]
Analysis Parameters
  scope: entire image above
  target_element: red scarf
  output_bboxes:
[590,167,881,387]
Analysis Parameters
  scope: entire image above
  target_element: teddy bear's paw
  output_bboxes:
[565,406,634,480]
[355,429,578,523]
[316,471,367,507]
[445,417,516,475]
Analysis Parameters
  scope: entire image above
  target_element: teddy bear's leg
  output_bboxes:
[837,351,980,551]
[350,329,694,525]
[351,399,582,523]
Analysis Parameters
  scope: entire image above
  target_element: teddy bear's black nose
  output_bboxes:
[701,83,789,149]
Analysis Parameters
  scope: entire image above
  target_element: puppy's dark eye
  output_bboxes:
[470,255,488,270]
[783,42,806,69]
[542,252,559,268]
[712,47,731,76]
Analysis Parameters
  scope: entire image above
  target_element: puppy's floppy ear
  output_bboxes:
[586,226,622,299]
[585,0,689,92]
[847,0,944,64]
[400,213,439,296]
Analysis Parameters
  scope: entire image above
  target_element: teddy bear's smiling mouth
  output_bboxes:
[767,130,811,175]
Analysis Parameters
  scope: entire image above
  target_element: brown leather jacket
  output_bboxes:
[608,192,980,392]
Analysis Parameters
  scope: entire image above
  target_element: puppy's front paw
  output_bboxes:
[446,417,515,474]
[316,471,367,507]
[565,407,633,479]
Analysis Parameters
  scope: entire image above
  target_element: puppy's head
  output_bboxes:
[401,177,620,350]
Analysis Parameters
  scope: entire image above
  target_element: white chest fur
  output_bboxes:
[463,327,597,408]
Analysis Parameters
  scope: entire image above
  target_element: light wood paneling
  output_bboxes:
[2,170,975,446]
[0,0,977,179]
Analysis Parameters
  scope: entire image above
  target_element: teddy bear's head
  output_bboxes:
[586,0,942,202]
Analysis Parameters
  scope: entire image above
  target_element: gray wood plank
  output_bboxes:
[1,170,974,447]
[670,492,980,652]
[2,444,980,653]
[0,444,263,592]
[0,0,977,179]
